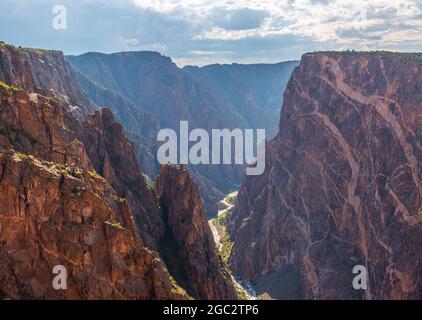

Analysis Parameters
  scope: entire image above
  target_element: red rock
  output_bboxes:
[0,148,186,299]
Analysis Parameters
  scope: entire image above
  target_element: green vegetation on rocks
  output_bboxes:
[146,180,154,190]
[0,80,23,96]
[105,220,126,230]
[15,151,28,159]
[71,186,85,196]
[88,169,105,180]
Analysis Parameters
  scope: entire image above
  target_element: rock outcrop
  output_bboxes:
[228,52,422,299]
[156,165,237,300]
[0,149,184,299]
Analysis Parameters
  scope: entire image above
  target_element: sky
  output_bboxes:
[0,0,421,66]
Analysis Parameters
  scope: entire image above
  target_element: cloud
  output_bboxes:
[211,8,269,31]
[309,0,333,5]
[336,28,383,40]
[0,0,421,66]
[121,38,139,47]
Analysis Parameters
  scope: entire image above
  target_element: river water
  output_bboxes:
[208,192,257,299]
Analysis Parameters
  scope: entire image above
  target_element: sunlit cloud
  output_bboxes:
[133,0,422,48]
[0,0,420,66]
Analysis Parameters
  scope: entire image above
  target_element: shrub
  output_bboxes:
[88,169,105,180]
[146,181,154,190]
[0,80,22,95]
[71,186,85,196]
[105,220,126,230]
[15,151,28,159]
[0,80,11,92]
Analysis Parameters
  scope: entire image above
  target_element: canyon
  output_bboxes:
[1,40,421,300]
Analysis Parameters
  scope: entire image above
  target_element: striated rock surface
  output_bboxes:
[156,165,237,300]
[228,52,422,299]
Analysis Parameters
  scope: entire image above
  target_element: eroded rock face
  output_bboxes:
[0,89,186,299]
[0,82,162,249]
[0,149,183,300]
[156,165,237,300]
[228,52,422,299]
[0,90,90,167]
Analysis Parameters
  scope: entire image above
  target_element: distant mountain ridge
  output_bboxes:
[184,61,299,138]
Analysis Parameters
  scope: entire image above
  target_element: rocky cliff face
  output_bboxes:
[78,108,164,248]
[0,44,94,119]
[228,52,422,299]
[156,165,237,300]
[0,43,236,300]
[0,149,185,299]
